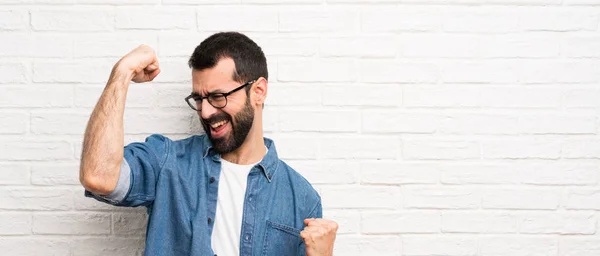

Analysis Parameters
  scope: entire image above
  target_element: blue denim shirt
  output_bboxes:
[84,134,322,256]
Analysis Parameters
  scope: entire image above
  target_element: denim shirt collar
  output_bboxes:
[202,136,279,182]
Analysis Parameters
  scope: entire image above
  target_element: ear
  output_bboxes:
[251,77,268,107]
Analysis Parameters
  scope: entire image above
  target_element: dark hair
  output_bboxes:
[188,32,268,92]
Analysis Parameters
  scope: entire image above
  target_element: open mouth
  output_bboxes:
[209,120,230,138]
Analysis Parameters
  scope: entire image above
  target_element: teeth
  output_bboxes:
[210,120,226,128]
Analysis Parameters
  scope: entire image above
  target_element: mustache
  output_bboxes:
[201,112,231,125]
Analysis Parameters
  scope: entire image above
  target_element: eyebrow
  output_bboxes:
[191,89,225,97]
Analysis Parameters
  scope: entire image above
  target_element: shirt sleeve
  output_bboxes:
[84,134,170,207]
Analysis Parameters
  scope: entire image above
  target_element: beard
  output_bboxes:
[200,98,255,154]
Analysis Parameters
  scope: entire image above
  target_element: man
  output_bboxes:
[79,32,337,255]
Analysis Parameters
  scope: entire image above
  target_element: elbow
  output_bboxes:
[79,169,116,196]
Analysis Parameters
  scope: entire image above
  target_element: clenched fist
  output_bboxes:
[113,44,160,83]
[301,218,338,256]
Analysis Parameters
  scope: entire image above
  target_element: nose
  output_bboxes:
[200,100,217,120]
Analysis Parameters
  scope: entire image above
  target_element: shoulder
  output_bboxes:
[276,160,321,204]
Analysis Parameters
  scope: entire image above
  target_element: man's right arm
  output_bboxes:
[79,45,160,195]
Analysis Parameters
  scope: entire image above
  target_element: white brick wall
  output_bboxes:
[2,1,600,255]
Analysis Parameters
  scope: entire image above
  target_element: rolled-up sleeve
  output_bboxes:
[84,134,170,207]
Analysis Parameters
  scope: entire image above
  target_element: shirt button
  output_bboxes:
[245,234,251,240]
[209,177,215,183]
[208,217,212,224]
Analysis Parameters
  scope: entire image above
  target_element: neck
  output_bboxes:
[221,118,265,165]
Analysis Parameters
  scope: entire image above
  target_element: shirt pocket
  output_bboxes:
[262,220,303,256]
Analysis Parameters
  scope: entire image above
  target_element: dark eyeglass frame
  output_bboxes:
[185,80,256,111]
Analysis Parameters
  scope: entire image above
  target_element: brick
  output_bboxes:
[320,186,399,209]
[322,210,360,234]
[481,138,561,159]
[402,139,480,160]
[362,111,439,134]
[76,84,157,108]
[31,111,89,135]
[565,0,600,4]
[0,141,73,161]
[399,34,478,58]
[485,0,561,4]
[74,33,157,58]
[480,87,561,108]
[439,113,520,135]
[158,33,209,57]
[31,163,79,185]
[321,136,399,159]
[565,189,600,210]
[79,0,158,3]
[267,84,322,106]
[124,110,194,134]
[0,10,27,30]
[521,9,599,31]
[0,85,74,108]
[164,0,236,3]
[0,188,72,211]
[278,59,357,82]
[563,36,600,57]
[519,114,596,134]
[197,6,278,32]
[519,211,595,234]
[518,61,599,84]
[257,37,318,57]
[0,238,70,256]
[279,110,359,132]
[0,164,29,185]
[360,61,438,83]
[440,163,520,185]
[403,186,479,209]
[362,211,440,234]
[33,213,110,235]
[0,112,28,134]
[152,59,192,83]
[403,236,478,256]
[563,139,600,159]
[560,238,600,256]
[270,135,320,160]
[442,211,518,233]
[287,160,358,184]
[320,36,397,58]
[482,188,560,210]
[0,62,28,83]
[71,238,144,256]
[31,9,114,31]
[480,236,557,256]
[245,0,319,3]
[323,84,401,107]
[361,7,441,32]
[113,212,148,235]
[33,61,113,83]
[521,162,598,185]
[334,235,400,256]
[360,162,439,185]
[279,8,357,33]
[404,85,479,108]
[564,88,600,108]
[443,12,519,33]
[0,34,72,58]
[440,61,518,84]
[156,84,193,108]
[479,34,560,58]
[116,7,195,30]
[0,213,31,235]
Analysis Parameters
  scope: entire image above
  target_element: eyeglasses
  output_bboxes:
[185,80,256,111]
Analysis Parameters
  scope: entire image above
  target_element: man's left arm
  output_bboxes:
[301,200,338,256]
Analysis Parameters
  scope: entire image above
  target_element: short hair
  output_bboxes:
[188,32,268,89]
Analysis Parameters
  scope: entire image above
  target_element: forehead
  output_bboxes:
[191,58,237,93]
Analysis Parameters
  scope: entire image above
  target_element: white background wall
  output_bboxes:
[1,0,600,255]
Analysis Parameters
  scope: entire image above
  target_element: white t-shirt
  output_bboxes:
[211,151,265,256]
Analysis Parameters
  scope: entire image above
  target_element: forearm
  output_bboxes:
[80,68,133,195]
